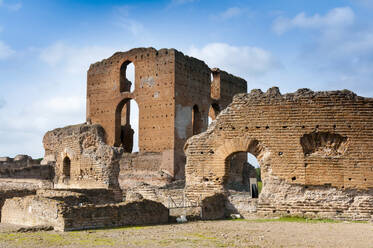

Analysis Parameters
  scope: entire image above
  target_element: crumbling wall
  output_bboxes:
[87,48,176,152]
[0,179,53,221]
[174,62,247,179]
[118,152,172,189]
[1,195,63,229]
[184,87,373,220]
[87,47,247,180]
[0,155,53,180]
[2,192,169,231]
[63,199,169,231]
[0,155,41,168]
[43,123,122,195]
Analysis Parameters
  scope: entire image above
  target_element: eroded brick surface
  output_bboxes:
[87,47,246,179]
[184,87,373,220]
[43,124,122,195]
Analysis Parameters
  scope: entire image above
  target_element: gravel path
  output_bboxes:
[0,219,372,247]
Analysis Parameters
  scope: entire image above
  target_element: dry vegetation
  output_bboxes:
[0,218,372,248]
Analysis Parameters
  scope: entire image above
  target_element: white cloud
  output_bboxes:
[34,96,85,115]
[188,43,281,78]
[0,0,3,6]
[272,7,373,97]
[211,7,253,21]
[0,41,15,59]
[121,19,145,36]
[273,7,355,34]
[40,41,118,75]
[0,41,142,158]
[0,42,122,157]
[114,6,147,39]
[219,7,243,19]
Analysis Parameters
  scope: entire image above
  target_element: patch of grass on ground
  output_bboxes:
[258,181,262,193]
[232,216,343,223]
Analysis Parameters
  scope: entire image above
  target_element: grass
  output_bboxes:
[231,216,368,224]
[0,218,369,247]
[258,181,262,193]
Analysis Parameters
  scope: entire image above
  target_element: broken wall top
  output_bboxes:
[185,87,373,193]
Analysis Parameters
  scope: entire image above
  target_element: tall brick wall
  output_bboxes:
[87,48,176,151]
[87,47,247,179]
[184,87,373,220]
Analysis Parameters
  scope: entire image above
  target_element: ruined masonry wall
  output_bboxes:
[87,47,247,180]
[0,155,53,180]
[87,48,175,151]
[118,152,172,189]
[43,124,122,192]
[174,53,247,179]
[184,88,373,220]
[2,195,169,231]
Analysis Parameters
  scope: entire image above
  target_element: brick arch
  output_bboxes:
[184,133,270,196]
[208,103,220,121]
[114,97,138,147]
[209,136,269,184]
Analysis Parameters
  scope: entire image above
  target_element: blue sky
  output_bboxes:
[1,0,373,158]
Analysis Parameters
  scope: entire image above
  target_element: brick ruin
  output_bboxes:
[0,47,250,230]
[0,47,372,231]
[86,47,247,182]
[184,87,373,220]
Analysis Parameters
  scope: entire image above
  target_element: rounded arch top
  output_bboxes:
[115,96,138,117]
[119,59,135,93]
[213,135,269,163]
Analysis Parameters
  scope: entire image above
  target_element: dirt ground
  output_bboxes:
[0,219,372,248]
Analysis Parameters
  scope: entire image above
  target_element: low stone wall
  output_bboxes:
[0,165,53,180]
[1,195,63,230]
[63,200,169,231]
[0,179,53,221]
[0,155,53,180]
[1,189,169,231]
[258,174,373,221]
[0,155,41,169]
[36,188,120,205]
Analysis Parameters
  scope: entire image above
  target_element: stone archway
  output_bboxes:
[62,156,71,179]
[114,97,139,151]
[185,135,271,198]
[211,137,269,188]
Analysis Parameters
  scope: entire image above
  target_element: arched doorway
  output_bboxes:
[225,152,261,198]
[208,103,220,126]
[192,105,203,135]
[212,138,267,197]
[62,156,71,179]
[115,98,139,152]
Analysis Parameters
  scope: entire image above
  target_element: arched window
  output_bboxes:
[62,156,71,179]
[208,103,220,125]
[192,105,203,135]
[115,98,139,152]
[119,61,135,93]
